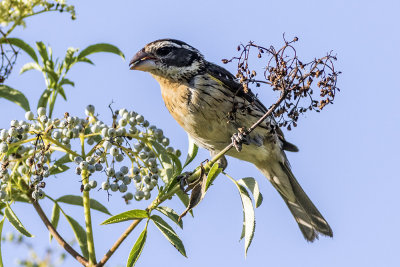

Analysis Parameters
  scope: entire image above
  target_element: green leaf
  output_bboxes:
[36,41,49,63]
[49,164,69,175]
[20,62,42,74]
[59,78,75,87]
[64,214,88,259]
[37,89,51,109]
[151,215,186,257]
[0,216,5,266]
[101,209,147,225]
[238,177,263,208]
[205,162,222,191]
[0,84,30,111]
[4,206,33,237]
[183,136,198,168]
[57,86,67,101]
[226,174,255,257]
[78,43,125,60]
[150,141,173,183]
[49,203,60,242]
[77,57,94,65]
[57,195,112,216]
[127,223,147,267]
[167,152,182,177]
[0,38,38,62]
[63,47,78,71]
[54,153,72,165]
[156,206,183,229]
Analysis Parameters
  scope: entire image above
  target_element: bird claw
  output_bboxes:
[231,131,249,152]
[177,171,194,193]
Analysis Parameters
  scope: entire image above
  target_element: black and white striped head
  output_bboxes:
[129,39,205,81]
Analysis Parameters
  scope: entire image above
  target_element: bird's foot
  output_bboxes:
[231,129,250,152]
[177,171,194,193]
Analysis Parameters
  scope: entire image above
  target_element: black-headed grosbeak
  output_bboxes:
[129,39,332,241]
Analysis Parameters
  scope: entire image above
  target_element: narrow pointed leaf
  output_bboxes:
[167,152,182,177]
[0,38,38,62]
[150,141,173,182]
[20,62,42,74]
[0,216,5,266]
[59,78,75,87]
[205,162,222,191]
[78,43,125,60]
[156,206,183,229]
[49,203,60,242]
[36,41,49,62]
[64,215,88,258]
[37,89,51,109]
[77,57,94,65]
[127,224,147,267]
[4,206,33,237]
[58,86,67,101]
[151,215,186,257]
[0,84,30,111]
[183,136,198,168]
[49,164,69,175]
[101,209,147,225]
[238,177,263,208]
[226,174,255,257]
[57,195,111,215]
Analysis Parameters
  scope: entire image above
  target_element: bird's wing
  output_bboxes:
[205,62,298,152]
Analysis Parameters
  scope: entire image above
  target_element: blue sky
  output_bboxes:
[1,0,400,266]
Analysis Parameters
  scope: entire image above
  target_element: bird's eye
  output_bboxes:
[156,47,173,56]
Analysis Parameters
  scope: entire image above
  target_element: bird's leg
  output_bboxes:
[210,151,228,171]
[231,127,250,152]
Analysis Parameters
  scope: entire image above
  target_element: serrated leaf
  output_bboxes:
[226,174,255,257]
[127,223,147,267]
[238,177,263,208]
[183,136,198,168]
[37,89,52,109]
[205,162,222,191]
[101,209,147,225]
[151,215,186,257]
[57,195,111,215]
[49,203,60,242]
[78,43,125,60]
[0,38,38,62]
[64,214,88,258]
[156,206,183,229]
[0,84,30,111]
[20,62,42,74]
[0,216,5,266]
[36,41,49,63]
[5,206,33,237]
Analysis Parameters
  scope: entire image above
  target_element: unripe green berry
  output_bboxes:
[84,183,91,191]
[0,143,8,153]
[123,176,131,185]
[110,146,119,156]
[135,115,144,123]
[25,111,35,120]
[120,166,129,175]
[89,180,97,188]
[105,167,115,177]
[85,105,95,116]
[110,183,119,192]
[119,183,127,193]
[125,192,133,200]
[101,181,110,190]
[115,154,124,162]
[37,107,46,116]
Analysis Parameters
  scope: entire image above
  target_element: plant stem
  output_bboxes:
[29,195,89,266]
[82,172,97,265]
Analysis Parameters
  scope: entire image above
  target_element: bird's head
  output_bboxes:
[129,39,205,81]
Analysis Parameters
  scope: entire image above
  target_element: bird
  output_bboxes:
[129,38,333,241]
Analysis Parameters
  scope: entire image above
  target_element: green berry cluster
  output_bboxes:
[0,105,181,203]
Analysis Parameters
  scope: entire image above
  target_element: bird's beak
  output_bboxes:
[129,49,157,71]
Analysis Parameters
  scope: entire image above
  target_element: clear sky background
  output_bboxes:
[1,0,400,266]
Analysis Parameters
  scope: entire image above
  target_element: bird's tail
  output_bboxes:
[257,161,333,242]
